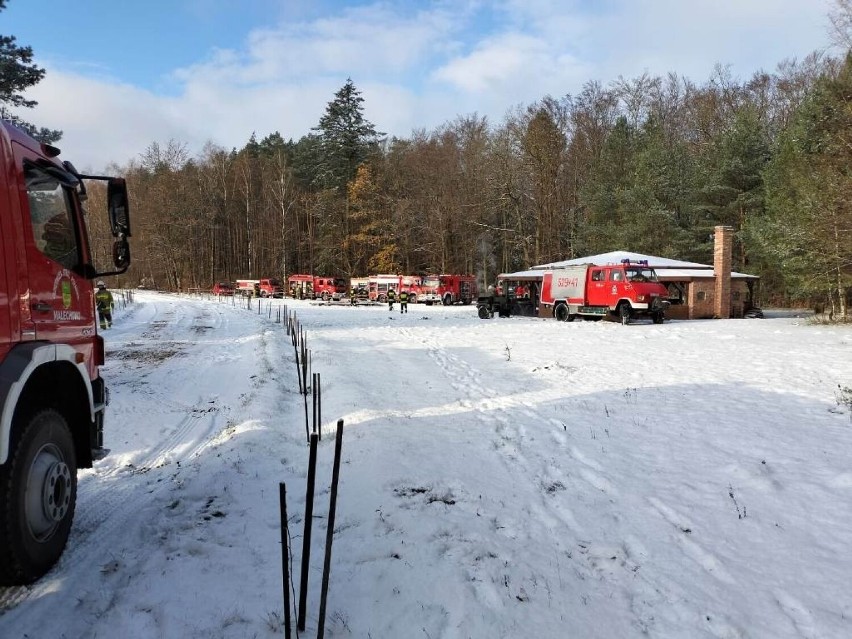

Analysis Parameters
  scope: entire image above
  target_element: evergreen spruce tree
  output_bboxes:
[312,78,382,191]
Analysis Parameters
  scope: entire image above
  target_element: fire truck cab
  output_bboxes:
[0,120,131,584]
[420,274,477,305]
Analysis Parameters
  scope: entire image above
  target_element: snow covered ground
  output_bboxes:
[1,291,850,639]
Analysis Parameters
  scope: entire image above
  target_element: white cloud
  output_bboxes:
[14,0,832,171]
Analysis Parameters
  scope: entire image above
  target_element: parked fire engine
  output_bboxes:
[234,278,283,298]
[258,278,284,298]
[420,274,477,305]
[287,274,346,300]
[366,274,422,302]
[540,260,669,324]
[235,279,259,297]
[0,120,132,584]
[211,282,234,296]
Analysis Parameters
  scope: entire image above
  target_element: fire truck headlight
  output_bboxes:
[636,295,646,302]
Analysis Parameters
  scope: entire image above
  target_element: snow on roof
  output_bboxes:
[497,269,545,279]
[533,251,759,279]
[658,268,759,280]
[534,251,709,270]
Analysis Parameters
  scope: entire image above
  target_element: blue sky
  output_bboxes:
[3,0,835,170]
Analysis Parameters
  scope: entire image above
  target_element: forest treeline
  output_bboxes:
[103,54,851,317]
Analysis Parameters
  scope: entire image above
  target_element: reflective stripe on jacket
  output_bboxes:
[95,289,114,311]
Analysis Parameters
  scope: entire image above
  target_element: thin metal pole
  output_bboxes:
[312,373,318,435]
[317,420,344,639]
[317,373,322,441]
[298,433,319,632]
[279,483,292,639]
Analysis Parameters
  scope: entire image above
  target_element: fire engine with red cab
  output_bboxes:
[419,274,477,306]
[0,120,132,584]
[287,274,347,300]
[541,260,669,324]
[234,278,283,298]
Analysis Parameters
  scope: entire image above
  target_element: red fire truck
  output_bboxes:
[0,120,132,584]
[420,274,477,305]
[235,278,284,298]
[540,260,669,324]
[211,282,234,296]
[287,274,347,300]
[366,274,422,302]
[258,278,284,298]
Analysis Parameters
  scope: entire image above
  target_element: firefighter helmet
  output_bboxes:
[97,280,106,289]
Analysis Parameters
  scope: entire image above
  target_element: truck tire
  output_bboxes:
[652,311,664,324]
[477,305,491,320]
[0,408,77,585]
[322,292,329,302]
[554,303,569,322]
[409,295,417,304]
[619,303,632,325]
[442,293,453,306]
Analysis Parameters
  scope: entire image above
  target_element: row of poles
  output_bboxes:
[277,300,345,638]
[212,291,344,637]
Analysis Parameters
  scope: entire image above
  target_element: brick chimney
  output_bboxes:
[714,225,733,319]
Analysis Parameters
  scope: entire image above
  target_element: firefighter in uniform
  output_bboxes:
[95,280,114,329]
[387,288,396,311]
[398,288,409,314]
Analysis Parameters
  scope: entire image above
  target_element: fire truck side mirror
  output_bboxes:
[107,178,131,238]
[113,239,131,270]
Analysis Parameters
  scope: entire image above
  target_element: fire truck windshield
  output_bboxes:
[626,268,658,283]
[423,276,440,288]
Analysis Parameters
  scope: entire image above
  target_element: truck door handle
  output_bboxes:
[32,302,52,312]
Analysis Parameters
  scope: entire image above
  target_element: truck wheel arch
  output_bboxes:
[1,344,95,468]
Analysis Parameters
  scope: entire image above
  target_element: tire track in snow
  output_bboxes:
[0,296,274,631]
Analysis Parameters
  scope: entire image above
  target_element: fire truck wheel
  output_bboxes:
[0,408,77,586]
[260,292,268,298]
[554,303,569,322]
[442,293,453,306]
[409,295,417,304]
[619,303,632,325]
[477,305,491,320]
[322,292,329,301]
[652,311,665,324]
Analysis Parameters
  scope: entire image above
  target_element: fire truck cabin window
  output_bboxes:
[25,164,80,269]
[627,268,655,282]
[591,270,604,281]
[611,270,624,282]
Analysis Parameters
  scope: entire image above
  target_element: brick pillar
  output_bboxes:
[714,225,733,319]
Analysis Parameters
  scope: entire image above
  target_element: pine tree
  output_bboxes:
[312,78,382,191]
[760,54,852,319]
[0,0,61,143]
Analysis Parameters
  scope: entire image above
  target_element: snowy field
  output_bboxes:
[1,291,850,639]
